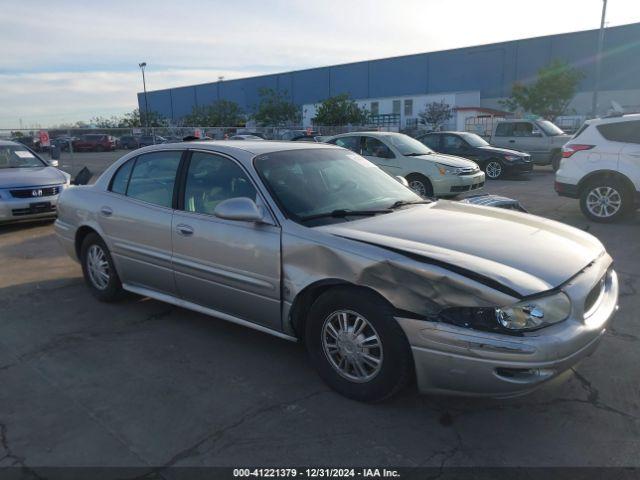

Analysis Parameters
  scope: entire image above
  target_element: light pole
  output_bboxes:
[591,0,608,118]
[138,62,150,131]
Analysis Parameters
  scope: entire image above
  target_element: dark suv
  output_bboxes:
[416,131,533,180]
[72,134,116,152]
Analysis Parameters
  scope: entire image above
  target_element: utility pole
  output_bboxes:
[139,62,150,131]
[591,0,608,118]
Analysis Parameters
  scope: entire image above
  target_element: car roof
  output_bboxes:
[93,140,341,191]
[329,131,401,139]
[138,140,338,156]
[586,113,640,125]
[0,140,22,147]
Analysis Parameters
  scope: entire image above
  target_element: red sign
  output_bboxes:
[39,130,50,147]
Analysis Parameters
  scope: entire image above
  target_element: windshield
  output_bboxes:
[384,134,433,155]
[459,132,490,147]
[254,148,422,222]
[0,145,46,169]
[536,120,565,136]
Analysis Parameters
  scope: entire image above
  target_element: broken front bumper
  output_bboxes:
[396,266,618,397]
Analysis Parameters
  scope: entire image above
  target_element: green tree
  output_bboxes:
[90,116,120,128]
[501,60,584,121]
[252,88,300,126]
[182,101,244,126]
[119,108,168,127]
[418,100,453,130]
[313,94,369,126]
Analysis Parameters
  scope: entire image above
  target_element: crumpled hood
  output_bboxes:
[0,167,67,188]
[319,201,606,297]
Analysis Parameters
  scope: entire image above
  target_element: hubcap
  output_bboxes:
[321,310,383,383]
[87,244,110,290]
[486,161,502,179]
[586,186,622,218]
[409,180,426,196]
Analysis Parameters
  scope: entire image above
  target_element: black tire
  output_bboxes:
[551,151,562,172]
[579,178,633,223]
[80,233,124,301]
[406,173,434,197]
[484,159,504,180]
[305,287,413,402]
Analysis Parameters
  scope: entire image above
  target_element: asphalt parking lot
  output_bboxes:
[1,159,639,472]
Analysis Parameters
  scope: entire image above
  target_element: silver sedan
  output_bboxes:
[0,140,70,223]
[55,141,618,401]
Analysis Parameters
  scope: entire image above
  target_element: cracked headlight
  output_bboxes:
[440,291,571,333]
[496,291,571,331]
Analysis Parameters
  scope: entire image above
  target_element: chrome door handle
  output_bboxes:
[100,206,113,216]
[176,224,194,236]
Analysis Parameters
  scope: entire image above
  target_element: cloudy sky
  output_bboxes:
[1,0,639,128]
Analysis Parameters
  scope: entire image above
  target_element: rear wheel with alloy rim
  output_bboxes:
[80,233,124,301]
[485,160,504,179]
[306,287,413,402]
[406,173,433,197]
[580,179,632,223]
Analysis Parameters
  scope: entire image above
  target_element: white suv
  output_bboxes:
[555,114,640,222]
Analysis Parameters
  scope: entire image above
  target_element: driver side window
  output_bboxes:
[362,137,394,159]
[183,152,257,216]
[443,134,465,150]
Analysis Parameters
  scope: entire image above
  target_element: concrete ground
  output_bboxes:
[1,162,639,472]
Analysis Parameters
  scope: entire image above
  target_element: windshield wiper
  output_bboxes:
[404,152,432,156]
[388,199,431,209]
[300,208,392,222]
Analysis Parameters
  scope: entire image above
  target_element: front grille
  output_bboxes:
[584,274,606,317]
[450,181,485,193]
[457,167,480,176]
[12,204,56,216]
[10,185,61,198]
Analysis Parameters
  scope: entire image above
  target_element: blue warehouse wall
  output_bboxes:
[140,22,640,123]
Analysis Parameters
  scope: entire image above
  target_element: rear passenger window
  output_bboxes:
[183,152,256,215]
[126,151,182,207]
[331,137,361,154]
[495,123,513,137]
[420,135,440,150]
[110,159,134,195]
[597,120,640,144]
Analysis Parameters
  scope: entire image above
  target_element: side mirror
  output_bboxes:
[396,176,409,187]
[49,159,59,167]
[214,197,266,223]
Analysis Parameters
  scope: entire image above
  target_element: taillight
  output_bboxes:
[562,144,594,158]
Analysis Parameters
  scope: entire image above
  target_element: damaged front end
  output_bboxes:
[281,221,618,397]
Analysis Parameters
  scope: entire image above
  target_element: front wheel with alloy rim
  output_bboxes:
[80,232,124,301]
[406,173,433,197]
[306,287,413,402]
[484,160,504,180]
[579,179,632,223]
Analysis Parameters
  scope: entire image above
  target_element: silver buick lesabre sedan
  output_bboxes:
[1,140,71,223]
[54,141,618,401]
